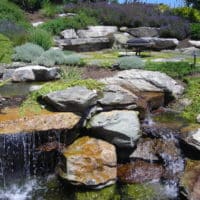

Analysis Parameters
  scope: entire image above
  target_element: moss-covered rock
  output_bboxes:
[0,34,13,63]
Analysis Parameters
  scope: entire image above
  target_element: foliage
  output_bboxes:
[12,43,44,63]
[122,184,156,200]
[28,28,53,50]
[40,12,98,35]
[75,185,120,200]
[184,0,200,9]
[0,79,11,87]
[64,2,189,39]
[20,79,104,114]
[0,34,13,63]
[172,7,200,22]
[40,2,59,18]
[60,66,82,80]
[190,23,200,40]
[145,62,194,79]
[182,77,200,122]
[0,0,30,28]
[116,56,145,70]
[0,20,27,46]
[64,54,85,66]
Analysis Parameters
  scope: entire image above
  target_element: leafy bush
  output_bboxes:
[64,2,189,39]
[116,56,145,70]
[190,23,200,40]
[35,49,67,67]
[65,54,84,66]
[182,77,200,122]
[0,0,30,28]
[172,7,200,23]
[40,11,98,35]
[0,34,13,63]
[0,20,27,46]
[40,2,59,18]
[28,28,53,50]
[145,62,193,79]
[12,43,44,63]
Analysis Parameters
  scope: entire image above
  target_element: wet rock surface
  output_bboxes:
[87,110,141,148]
[117,161,164,183]
[181,160,200,200]
[57,136,117,189]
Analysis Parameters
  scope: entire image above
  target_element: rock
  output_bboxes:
[127,38,154,49]
[0,112,80,134]
[29,85,43,92]
[87,110,141,148]
[127,27,160,38]
[77,26,118,38]
[60,29,78,39]
[118,51,136,56]
[98,85,138,110]
[57,136,117,189]
[197,114,200,123]
[120,27,128,32]
[189,40,200,49]
[0,66,5,78]
[177,47,200,56]
[141,37,179,50]
[181,160,200,200]
[152,58,184,62]
[44,86,98,113]
[101,69,184,98]
[32,21,44,27]
[112,32,132,49]
[182,128,200,151]
[3,66,60,82]
[117,161,164,183]
[55,37,112,52]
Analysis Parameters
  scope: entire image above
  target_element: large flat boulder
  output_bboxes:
[77,26,117,38]
[60,29,78,39]
[127,27,160,38]
[57,136,117,189]
[44,86,98,113]
[112,32,132,49]
[3,65,60,82]
[101,69,184,98]
[141,37,179,50]
[87,110,141,148]
[55,37,112,52]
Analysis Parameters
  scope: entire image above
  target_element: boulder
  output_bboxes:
[0,112,80,134]
[3,66,60,82]
[77,26,118,38]
[98,85,138,110]
[55,37,112,52]
[181,160,200,200]
[177,47,200,56]
[189,40,200,49]
[127,27,160,38]
[44,86,98,113]
[112,32,132,49]
[60,29,78,39]
[101,69,184,98]
[87,110,141,148]
[117,161,164,183]
[141,37,179,50]
[57,136,117,189]
[0,66,5,78]
[32,21,44,27]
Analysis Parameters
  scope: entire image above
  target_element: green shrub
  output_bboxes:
[0,0,30,28]
[116,56,145,70]
[12,43,44,63]
[190,23,200,40]
[65,54,84,66]
[182,77,200,122]
[0,34,13,63]
[145,62,193,79]
[40,12,98,35]
[35,49,67,67]
[28,28,53,50]
[10,0,42,11]
[60,67,82,81]
[172,7,200,23]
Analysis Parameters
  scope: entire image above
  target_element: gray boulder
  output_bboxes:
[44,86,98,113]
[112,32,132,49]
[98,85,138,110]
[189,40,200,49]
[197,114,200,123]
[101,69,184,98]
[3,65,60,82]
[127,27,160,38]
[60,29,78,39]
[77,26,118,38]
[55,37,112,52]
[0,66,5,78]
[87,110,141,148]
[141,37,179,50]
